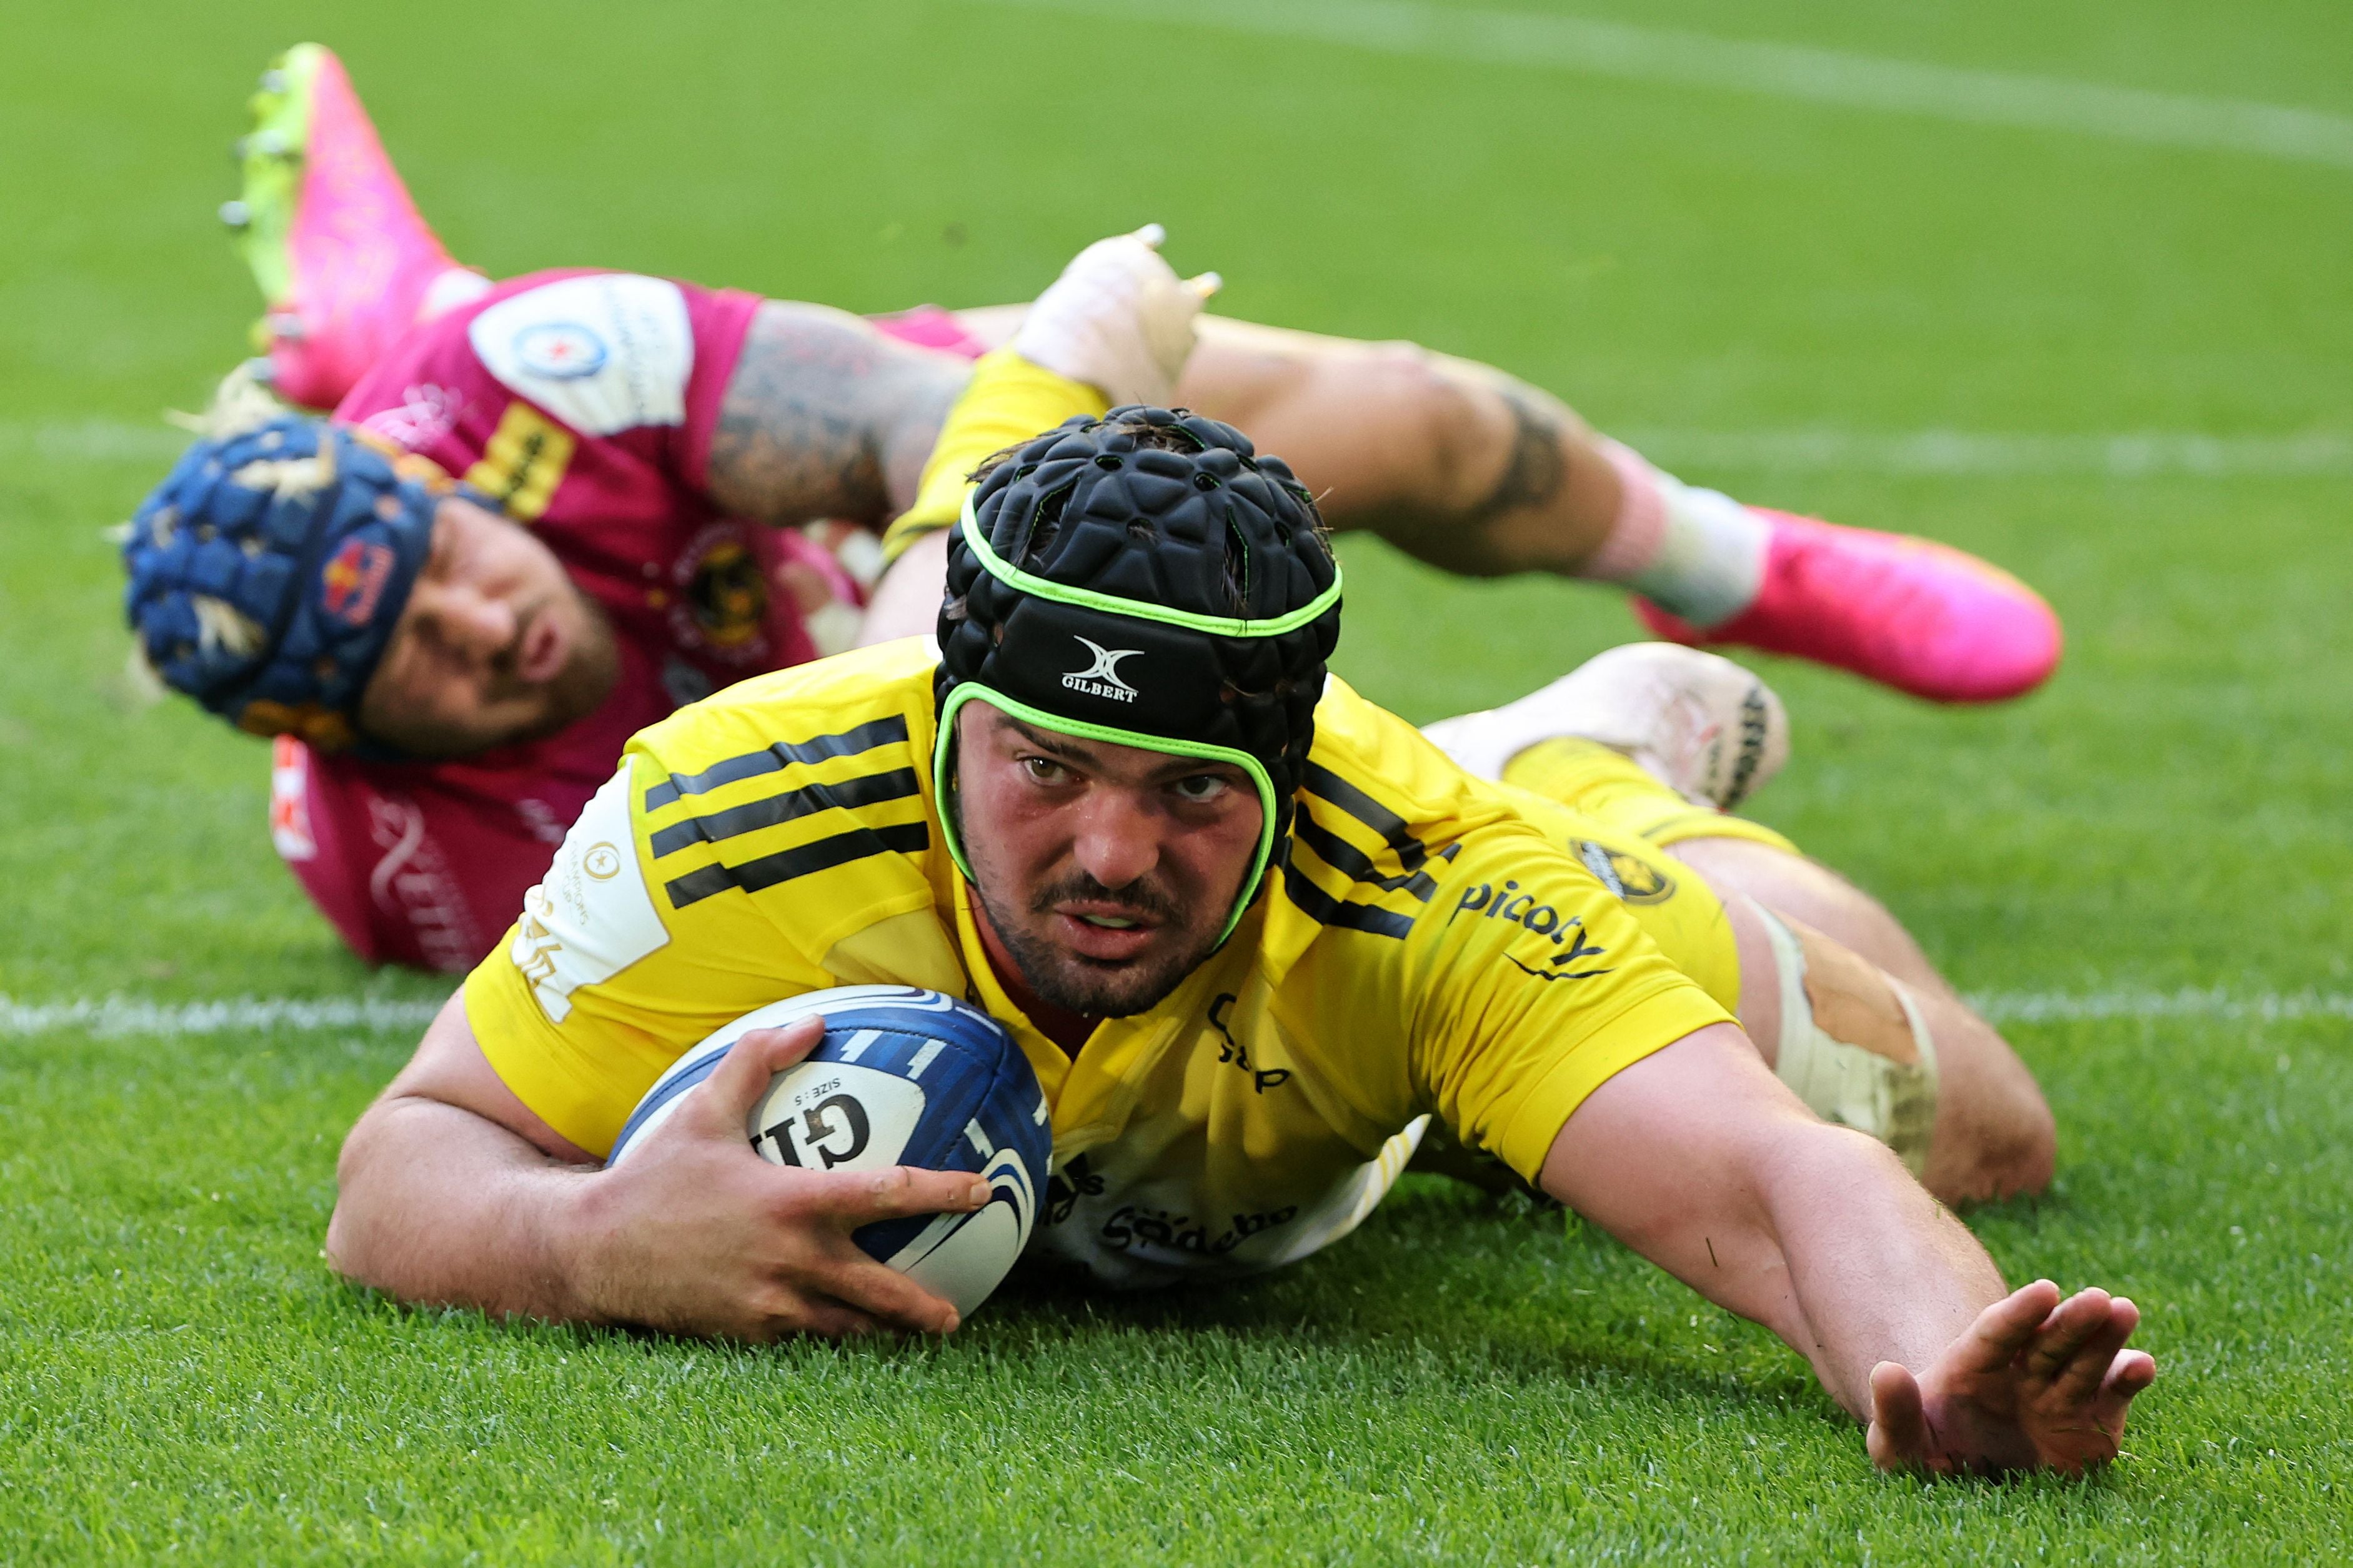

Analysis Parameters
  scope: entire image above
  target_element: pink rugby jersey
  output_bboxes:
[272,269,984,970]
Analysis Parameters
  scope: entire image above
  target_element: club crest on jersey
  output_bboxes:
[321,537,394,627]
[511,321,609,379]
[1062,636,1142,702]
[1570,839,1676,905]
[668,524,770,667]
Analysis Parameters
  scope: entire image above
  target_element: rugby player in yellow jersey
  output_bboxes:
[329,344,2151,1472]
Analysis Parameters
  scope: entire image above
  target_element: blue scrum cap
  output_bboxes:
[122,415,447,753]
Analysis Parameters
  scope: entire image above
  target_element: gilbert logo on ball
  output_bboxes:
[605,986,1052,1318]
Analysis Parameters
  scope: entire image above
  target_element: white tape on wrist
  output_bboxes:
[1012,232,1203,406]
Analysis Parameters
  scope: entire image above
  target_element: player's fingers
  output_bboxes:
[1131,222,1167,249]
[1958,1279,2063,1371]
[2047,1295,2140,1398]
[1185,270,1223,300]
[2022,1288,2115,1382]
[1865,1361,1929,1471]
[807,1163,995,1228]
[807,1246,963,1336]
[762,1294,881,1343]
[697,1020,827,1126]
[2103,1347,2158,1402]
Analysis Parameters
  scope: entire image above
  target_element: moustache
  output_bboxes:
[1029,871,1185,925]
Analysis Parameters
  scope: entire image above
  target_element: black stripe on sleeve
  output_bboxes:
[647,768,923,858]
[664,821,933,910]
[1301,762,1430,872]
[1291,809,1443,903]
[1280,861,1417,940]
[643,716,911,811]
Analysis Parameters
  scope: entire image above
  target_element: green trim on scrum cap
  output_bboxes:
[957,490,1342,640]
[932,682,1279,947]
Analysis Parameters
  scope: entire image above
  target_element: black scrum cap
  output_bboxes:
[935,407,1342,940]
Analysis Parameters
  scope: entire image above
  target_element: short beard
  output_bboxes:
[517,587,620,741]
[955,794,1226,1018]
[448,588,619,755]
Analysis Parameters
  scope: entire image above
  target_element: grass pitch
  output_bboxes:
[2,0,2348,1559]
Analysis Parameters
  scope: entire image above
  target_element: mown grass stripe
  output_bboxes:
[977,0,2353,171]
[16,417,2352,478]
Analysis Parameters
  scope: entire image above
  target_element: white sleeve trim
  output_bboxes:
[469,274,694,435]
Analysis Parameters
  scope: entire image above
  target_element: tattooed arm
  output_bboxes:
[1167,318,1627,576]
[714,299,1619,593]
[703,302,968,528]
[944,307,1626,576]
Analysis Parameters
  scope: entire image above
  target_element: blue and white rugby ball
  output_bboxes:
[605,985,1051,1317]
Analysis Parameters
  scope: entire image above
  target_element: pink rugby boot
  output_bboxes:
[219,44,489,409]
[1634,510,2063,703]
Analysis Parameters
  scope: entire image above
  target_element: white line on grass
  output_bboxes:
[13,416,2350,480]
[1972,989,2353,1025]
[0,419,190,463]
[975,0,2353,171]
[1618,428,2353,479]
[1,989,2343,1040]
[0,993,447,1040]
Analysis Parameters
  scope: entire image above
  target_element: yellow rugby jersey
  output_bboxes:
[467,638,1733,1286]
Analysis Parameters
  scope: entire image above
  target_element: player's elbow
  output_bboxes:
[322,1197,366,1285]
[1989,1055,2059,1199]
[324,1092,450,1291]
[1950,1086,2057,1205]
[2007,1108,2057,1199]
[323,1104,396,1285]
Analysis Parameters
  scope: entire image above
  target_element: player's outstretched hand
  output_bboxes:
[1867,1280,2157,1476]
[573,1016,992,1343]
[1013,223,1221,407]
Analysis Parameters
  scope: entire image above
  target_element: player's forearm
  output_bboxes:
[879,347,1109,555]
[1757,1124,2007,1417]
[1546,1030,2010,1421]
[326,1094,604,1323]
[857,345,1110,645]
[855,527,951,648]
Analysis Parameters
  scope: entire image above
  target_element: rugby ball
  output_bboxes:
[605,985,1051,1317]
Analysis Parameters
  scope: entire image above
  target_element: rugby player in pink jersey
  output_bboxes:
[226,45,2064,701]
[132,223,1228,971]
[269,266,878,970]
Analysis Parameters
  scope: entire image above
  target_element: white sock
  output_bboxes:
[1581,441,1769,627]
